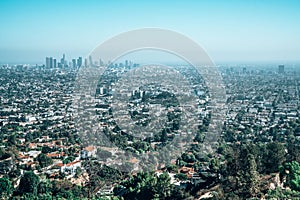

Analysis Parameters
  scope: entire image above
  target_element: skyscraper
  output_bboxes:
[278,65,284,74]
[72,59,76,68]
[49,57,53,68]
[53,58,57,68]
[89,55,93,66]
[77,57,82,68]
[46,57,50,68]
[84,58,88,67]
[60,54,66,67]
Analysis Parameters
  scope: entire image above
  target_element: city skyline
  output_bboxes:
[0,0,300,64]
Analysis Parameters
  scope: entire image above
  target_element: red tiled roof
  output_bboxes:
[179,166,194,174]
[56,163,64,167]
[29,143,36,148]
[18,154,29,159]
[66,160,81,167]
[84,146,95,152]
[47,152,65,158]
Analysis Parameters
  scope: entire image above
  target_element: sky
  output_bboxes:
[0,0,300,64]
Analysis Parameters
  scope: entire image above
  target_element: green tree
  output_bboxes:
[239,154,259,197]
[22,193,38,200]
[7,134,16,146]
[156,172,171,198]
[222,144,260,198]
[174,173,188,181]
[121,172,172,200]
[287,142,300,163]
[71,185,85,198]
[209,158,221,173]
[263,142,286,173]
[280,161,300,191]
[181,152,195,163]
[75,166,82,178]
[19,171,39,195]
[51,180,74,199]
[38,180,51,194]
[37,153,53,168]
[38,193,53,200]
[0,177,12,198]
[41,146,52,154]
[62,156,75,164]
[0,148,11,160]
[267,187,300,199]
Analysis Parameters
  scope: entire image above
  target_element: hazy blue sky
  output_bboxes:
[0,0,299,64]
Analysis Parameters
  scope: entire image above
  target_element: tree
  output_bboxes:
[267,187,300,199]
[287,142,300,163]
[37,153,53,168]
[0,177,12,198]
[51,180,74,198]
[209,158,221,173]
[22,193,38,200]
[62,156,75,164]
[240,154,259,197]
[156,172,171,198]
[121,172,172,200]
[8,168,21,178]
[38,193,53,200]
[41,146,52,154]
[222,144,260,198]
[280,161,300,191]
[174,173,188,181]
[0,148,11,160]
[168,186,191,200]
[75,166,82,178]
[38,180,51,194]
[19,171,39,194]
[71,185,86,198]
[181,152,195,163]
[263,142,286,173]
[7,134,16,146]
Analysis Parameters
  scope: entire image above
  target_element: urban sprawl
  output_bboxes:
[1,54,300,199]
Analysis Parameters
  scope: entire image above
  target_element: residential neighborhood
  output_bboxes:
[1,62,300,199]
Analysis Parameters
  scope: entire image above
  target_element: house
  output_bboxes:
[47,152,65,159]
[80,146,97,159]
[18,153,31,165]
[28,143,37,149]
[178,166,195,178]
[27,150,41,158]
[57,160,81,175]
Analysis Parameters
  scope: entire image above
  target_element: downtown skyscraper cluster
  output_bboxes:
[45,54,82,68]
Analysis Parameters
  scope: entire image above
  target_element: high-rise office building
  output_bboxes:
[46,57,50,68]
[53,58,57,68]
[84,58,88,67]
[72,59,76,68]
[49,57,53,68]
[60,54,66,67]
[77,57,82,67]
[89,55,93,66]
[278,65,284,74]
